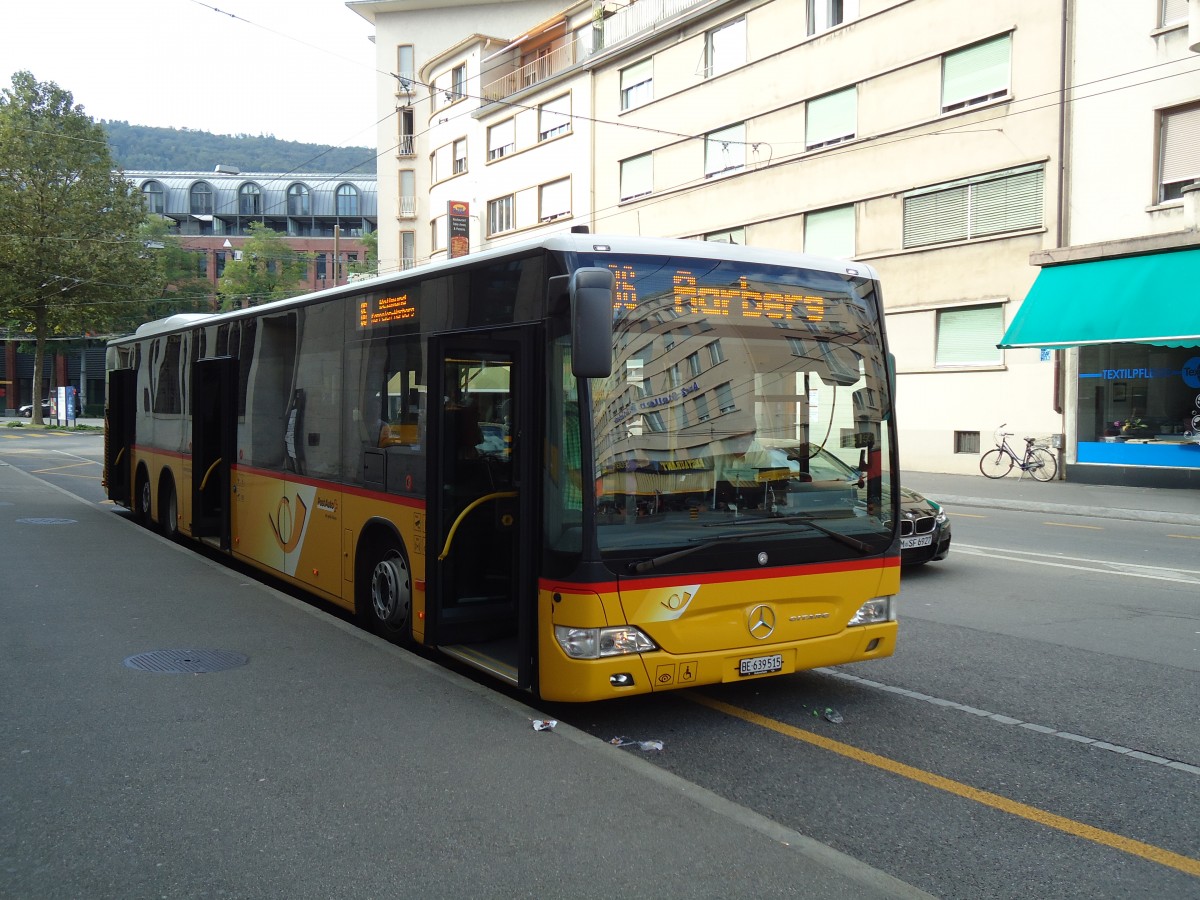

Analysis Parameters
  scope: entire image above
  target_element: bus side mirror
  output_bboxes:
[570,267,614,378]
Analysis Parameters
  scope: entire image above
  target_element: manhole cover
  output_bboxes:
[123,649,248,674]
[16,517,77,525]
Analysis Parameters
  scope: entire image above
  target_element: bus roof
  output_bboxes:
[111,232,880,345]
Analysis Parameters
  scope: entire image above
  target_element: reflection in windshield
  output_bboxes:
[582,254,894,562]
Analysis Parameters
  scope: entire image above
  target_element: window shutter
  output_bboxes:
[942,35,1011,109]
[621,59,652,92]
[488,120,514,157]
[1161,0,1187,26]
[540,178,570,219]
[804,205,856,258]
[539,95,571,139]
[806,88,857,148]
[971,168,1044,236]
[936,305,1003,366]
[1161,104,1200,186]
[904,187,968,247]
[620,154,652,200]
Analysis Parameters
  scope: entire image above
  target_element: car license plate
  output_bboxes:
[739,654,783,676]
[901,534,933,549]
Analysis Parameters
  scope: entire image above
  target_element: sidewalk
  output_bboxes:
[0,459,930,900]
[903,469,1200,528]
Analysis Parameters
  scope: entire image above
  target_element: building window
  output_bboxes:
[941,34,1011,112]
[715,382,736,414]
[954,431,981,454]
[1159,102,1200,203]
[539,94,571,141]
[431,216,445,253]
[805,205,855,258]
[399,170,416,218]
[620,59,653,110]
[620,153,652,200]
[807,0,857,35]
[645,411,667,432]
[903,165,1043,248]
[708,340,725,366]
[488,119,515,160]
[686,351,702,378]
[704,18,745,78]
[453,139,467,174]
[336,184,360,216]
[142,181,165,214]
[398,108,415,156]
[539,178,570,222]
[806,87,856,149]
[238,183,262,216]
[704,123,745,177]
[190,181,213,215]
[935,304,1004,367]
[452,62,467,99]
[487,195,514,235]
[396,45,415,87]
[400,231,415,270]
[287,183,310,217]
[704,227,744,244]
[692,394,711,422]
[1160,0,1187,27]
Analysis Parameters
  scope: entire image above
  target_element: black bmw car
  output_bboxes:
[899,486,951,566]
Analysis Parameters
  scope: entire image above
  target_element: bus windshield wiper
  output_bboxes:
[629,522,870,575]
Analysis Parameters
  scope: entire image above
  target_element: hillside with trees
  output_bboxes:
[102,120,376,174]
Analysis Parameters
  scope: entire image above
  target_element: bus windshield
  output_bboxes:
[573,252,896,572]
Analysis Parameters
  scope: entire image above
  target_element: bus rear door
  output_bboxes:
[191,356,237,549]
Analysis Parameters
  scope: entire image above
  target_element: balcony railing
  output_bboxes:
[483,40,581,101]
[603,0,706,46]
[481,0,707,101]
[399,195,416,218]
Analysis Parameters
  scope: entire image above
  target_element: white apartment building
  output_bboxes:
[348,0,1200,485]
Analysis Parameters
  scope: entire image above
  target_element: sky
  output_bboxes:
[1,0,380,147]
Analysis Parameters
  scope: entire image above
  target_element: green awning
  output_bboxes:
[999,248,1200,349]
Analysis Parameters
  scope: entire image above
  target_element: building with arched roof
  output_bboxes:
[126,168,377,293]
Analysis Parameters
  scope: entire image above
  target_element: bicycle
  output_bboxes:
[979,425,1058,481]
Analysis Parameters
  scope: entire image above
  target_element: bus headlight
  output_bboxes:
[848,596,895,626]
[555,625,657,659]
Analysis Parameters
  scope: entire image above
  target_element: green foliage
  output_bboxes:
[217,222,311,310]
[102,120,376,175]
[348,229,378,276]
[0,71,159,423]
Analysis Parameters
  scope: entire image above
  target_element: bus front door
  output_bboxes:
[104,368,136,506]
[428,329,536,689]
[191,356,237,549]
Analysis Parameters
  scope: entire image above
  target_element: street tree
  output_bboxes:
[216,222,310,310]
[123,217,215,329]
[0,71,155,423]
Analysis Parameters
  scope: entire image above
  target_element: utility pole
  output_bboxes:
[333,225,341,286]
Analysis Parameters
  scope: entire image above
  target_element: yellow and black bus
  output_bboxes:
[104,232,899,701]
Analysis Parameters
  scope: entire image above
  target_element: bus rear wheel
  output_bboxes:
[158,476,179,539]
[362,541,413,645]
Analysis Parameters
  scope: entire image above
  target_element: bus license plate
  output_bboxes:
[739,654,783,676]
[901,534,933,549]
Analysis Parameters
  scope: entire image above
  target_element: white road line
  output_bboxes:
[816,667,1200,776]
[953,543,1200,585]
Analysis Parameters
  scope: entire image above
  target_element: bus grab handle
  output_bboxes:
[438,490,518,561]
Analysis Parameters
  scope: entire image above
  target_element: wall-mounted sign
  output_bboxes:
[448,201,470,259]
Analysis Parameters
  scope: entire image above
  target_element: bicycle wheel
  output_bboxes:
[1026,447,1057,482]
[979,448,1013,478]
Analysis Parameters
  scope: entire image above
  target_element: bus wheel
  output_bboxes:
[158,476,179,539]
[134,468,152,527]
[364,543,413,645]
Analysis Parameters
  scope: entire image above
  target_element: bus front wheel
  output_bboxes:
[361,540,413,646]
[134,468,152,526]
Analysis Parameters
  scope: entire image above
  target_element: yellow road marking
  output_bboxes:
[1043,522,1103,530]
[691,694,1200,878]
[1167,534,1200,541]
[953,512,987,518]
[32,461,100,476]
